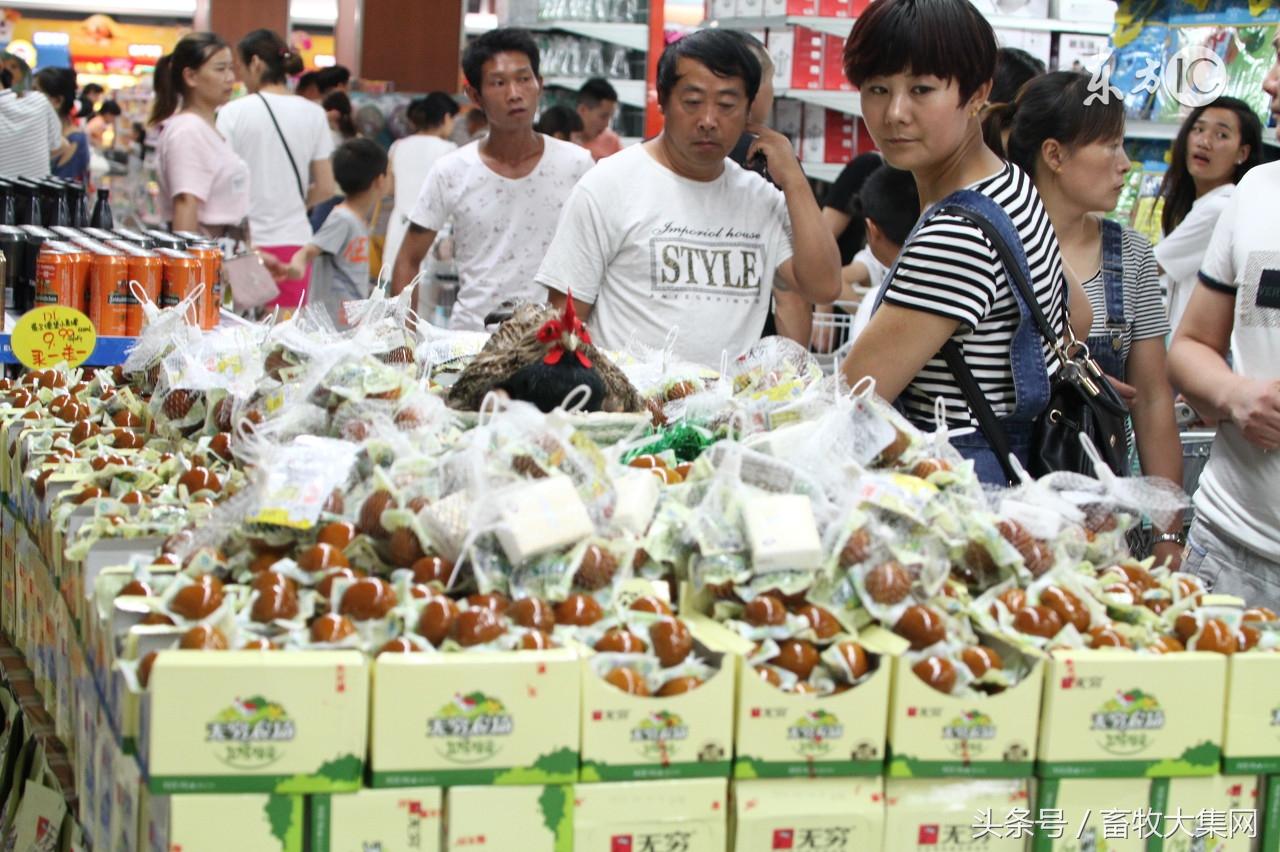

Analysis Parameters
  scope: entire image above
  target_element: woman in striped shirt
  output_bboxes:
[838,0,1090,483]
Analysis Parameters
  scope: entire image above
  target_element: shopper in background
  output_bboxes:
[537,29,841,366]
[324,91,358,147]
[843,165,920,343]
[838,0,1077,484]
[296,71,321,101]
[983,46,1046,155]
[0,62,62,179]
[1167,35,1280,606]
[33,67,89,184]
[383,92,458,279]
[85,99,122,149]
[218,28,335,311]
[390,28,593,329]
[284,139,388,328]
[77,81,104,119]
[574,77,622,160]
[452,107,489,145]
[316,65,351,97]
[150,32,252,238]
[535,105,583,141]
[0,53,31,93]
[821,153,882,267]
[1155,97,1262,331]
[989,71,1183,564]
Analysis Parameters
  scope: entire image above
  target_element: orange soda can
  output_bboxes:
[88,248,130,336]
[185,243,222,329]
[158,248,203,326]
[108,242,163,335]
[34,244,78,310]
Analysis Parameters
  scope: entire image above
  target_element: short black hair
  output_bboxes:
[858,165,919,246]
[577,77,618,107]
[656,28,761,106]
[98,99,122,117]
[296,70,320,93]
[462,28,540,91]
[316,64,351,93]
[844,0,996,103]
[407,92,460,131]
[80,83,104,97]
[331,138,388,195]
[535,104,583,137]
[991,46,1046,105]
[33,67,76,118]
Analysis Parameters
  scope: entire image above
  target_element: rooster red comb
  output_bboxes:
[537,289,593,369]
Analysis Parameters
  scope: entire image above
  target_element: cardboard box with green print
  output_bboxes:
[141,790,304,852]
[884,777,1032,852]
[732,777,885,852]
[1223,653,1280,775]
[574,778,727,852]
[446,784,573,852]
[309,786,442,852]
[1146,775,1260,852]
[1031,777,1151,852]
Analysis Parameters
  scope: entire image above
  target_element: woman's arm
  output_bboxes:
[308,158,336,207]
[1126,336,1184,565]
[171,193,201,233]
[822,206,851,240]
[840,304,960,400]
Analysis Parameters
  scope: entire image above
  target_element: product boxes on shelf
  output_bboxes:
[1031,777,1151,851]
[822,35,855,92]
[884,777,1030,851]
[763,0,819,15]
[141,790,305,852]
[769,28,825,91]
[309,786,442,852]
[1037,650,1226,778]
[819,0,866,17]
[732,777,884,851]
[143,650,368,794]
[579,638,733,781]
[1146,775,1259,851]
[445,784,573,852]
[888,654,1043,778]
[370,648,579,787]
[1223,653,1280,775]
[801,104,827,163]
[574,778,727,852]
[823,110,859,165]
[773,99,804,159]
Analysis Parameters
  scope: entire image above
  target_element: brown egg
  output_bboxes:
[339,577,398,621]
[865,561,911,605]
[387,527,425,568]
[1147,635,1185,654]
[509,598,555,632]
[138,651,158,688]
[297,543,349,573]
[874,427,912,467]
[69,420,99,444]
[629,596,672,617]
[179,624,229,650]
[1144,598,1170,615]
[359,490,395,538]
[960,646,1004,678]
[310,613,357,643]
[833,641,869,680]
[1119,563,1157,591]
[744,594,787,627]
[251,576,300,624]
[603,667,650,695]
[594,628,648,654]
[556,594,604,626]
[1040,586,1091,633]
[248,552,283,576]
[316,522,357,550]
[657,676,704,696]
[1013,605,1064,639]
[1194,619,1236,655]
[207,432,233,461]
[1244,607,1279,623]
[140,612,175,626]
[452,607,506,647]
[467,592,510,615]
[411,554,454,586]
[755,665,783,688]
[117,579,154,597]
[997,520,1054,576]
[1088,625,1130,649]
[323,489,345,515]
[170,575,225,620]
[112,409,141,428]
[989,588,1027,619]
[839,527,873,568]
[1175,576,1204,601]
[316,567,364,602]
[519,631,557,650]
[90,453,127,471]
[240,637,279,651]
[120,490,147,506]
[772,639,820,680]
[791,681,821,695]
[1238,625,1261,652]
[379,637,417,655]
[795,604,842,641]
[628,454,662,470]
[416,596,459,646]
[911,458,953,478]
[574,544,618,591]
[912,656,957,694]
[1174,613,1200,643]
[665,380,698,402]
[111,429,145,450]
[649,618,694,668]
[674,462,694,479]
[178,467,221,495]
[893,605,946,651]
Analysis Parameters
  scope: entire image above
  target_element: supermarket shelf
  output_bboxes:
[706,13,1112,35]
[528,20,649,51]
[0,334,136,367]
[545,77,647,108]
[801,161,844,182]
[1126,119,1280,146]
[778,88,861,117]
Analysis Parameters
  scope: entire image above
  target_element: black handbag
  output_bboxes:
[937,204,1130,483]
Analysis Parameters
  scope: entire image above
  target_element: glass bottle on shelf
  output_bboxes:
[90,188,114,229]
[608,46,630,80]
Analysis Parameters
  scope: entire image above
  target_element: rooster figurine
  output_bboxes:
[447,294,643,413]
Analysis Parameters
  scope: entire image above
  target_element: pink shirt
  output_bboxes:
[580,127,623,161]
[155,112,251,227]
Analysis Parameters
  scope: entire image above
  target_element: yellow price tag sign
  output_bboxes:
[10,306,97,371]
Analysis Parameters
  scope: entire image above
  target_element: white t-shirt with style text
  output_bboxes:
[535,143,794,366]
[409,136,594,331]
[217,92,334,246]
[1194,162,1280,556]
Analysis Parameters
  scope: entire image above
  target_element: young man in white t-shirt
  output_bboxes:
[390,29,594,331]
[535,29,842,367]
[1169,32,1280,608]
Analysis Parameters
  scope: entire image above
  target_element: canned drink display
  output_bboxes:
[145,230,187,252]
[115,246,163,335]
[185,244,223,329]
[112,229,155,249]
[34,242,88,312]
[18,225,55,314]
[158,248,203,326]
[88,248,130,336]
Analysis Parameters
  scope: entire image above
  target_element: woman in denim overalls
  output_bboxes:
[992,72,1185,568]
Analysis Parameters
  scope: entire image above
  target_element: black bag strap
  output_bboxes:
[258,94,307,205]
[942,339,1020,484]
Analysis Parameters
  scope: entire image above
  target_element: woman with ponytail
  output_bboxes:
[150,32,252,238]
[987,71,1183,565]
[33,67,89,183]
[217,28,335,312]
